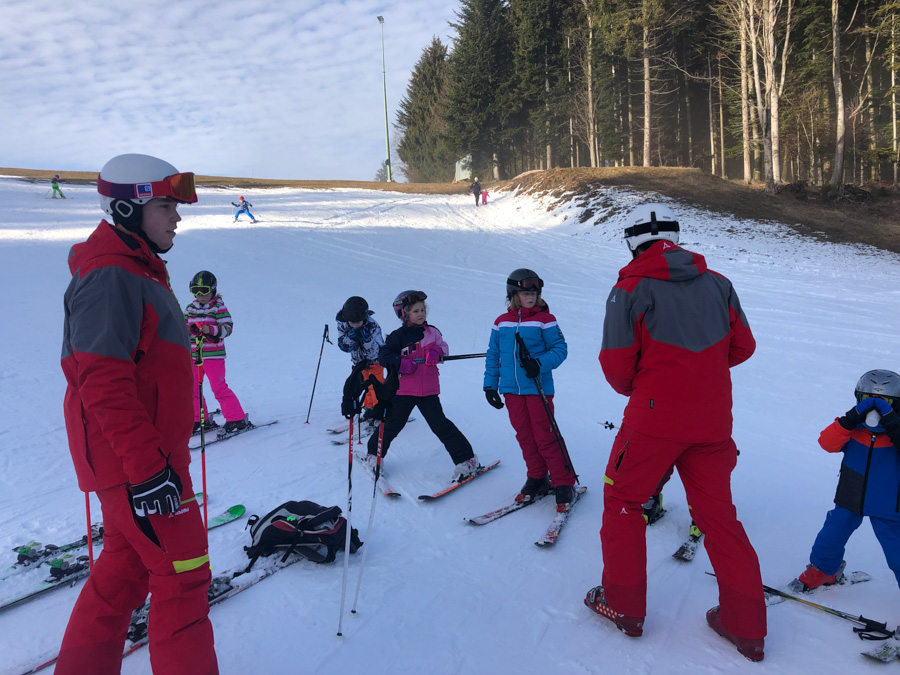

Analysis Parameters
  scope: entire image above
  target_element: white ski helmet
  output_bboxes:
[97,154,196,236]
[623,203,680,252]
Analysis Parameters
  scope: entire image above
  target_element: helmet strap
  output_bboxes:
[110,199,169,254]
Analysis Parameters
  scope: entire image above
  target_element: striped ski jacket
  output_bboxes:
[184,295,234,359]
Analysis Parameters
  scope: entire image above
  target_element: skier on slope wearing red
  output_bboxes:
[585,203,766,662]
[58,154,218,674]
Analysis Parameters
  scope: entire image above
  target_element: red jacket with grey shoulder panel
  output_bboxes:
[599,240,756,443]
[61,221,194,492]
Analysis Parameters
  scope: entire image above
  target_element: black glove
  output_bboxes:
[130,465,183,517]
[838,400,872,430]
[522,357,541,379]
[485,389,504,410]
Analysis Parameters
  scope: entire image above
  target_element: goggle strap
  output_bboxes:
[97,173,197,203]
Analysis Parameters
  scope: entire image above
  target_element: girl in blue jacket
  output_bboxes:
[483,268,575,510]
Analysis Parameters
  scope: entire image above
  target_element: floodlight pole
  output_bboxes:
[377,15,392,182]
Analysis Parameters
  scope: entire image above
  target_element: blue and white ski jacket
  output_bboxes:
[483,303,567,396]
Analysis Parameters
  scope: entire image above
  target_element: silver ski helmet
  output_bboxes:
[506,268,544,299]
[392,290,427,320]
[855,369,900,411]
[190,270,217,297]
[337,296,369,323]
[623,203,680,252]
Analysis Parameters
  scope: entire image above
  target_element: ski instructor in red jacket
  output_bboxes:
[57,154,218,674]
[584,204,766,662]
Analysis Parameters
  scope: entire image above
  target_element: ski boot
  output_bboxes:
[706,606,764,662]
[451,455,481,483]
[554,485,575,513]
[223,416,251,434]
[583,585,644,637]
[794,561,845,591]
[515,475,551,504]
[642,493,665,525]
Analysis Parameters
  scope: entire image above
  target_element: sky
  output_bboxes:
[0,0,462,181]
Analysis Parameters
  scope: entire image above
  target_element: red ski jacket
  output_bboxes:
[61,221,194,491]
[599,240,755,442]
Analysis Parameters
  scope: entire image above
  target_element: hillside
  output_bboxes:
[3,166,898,252]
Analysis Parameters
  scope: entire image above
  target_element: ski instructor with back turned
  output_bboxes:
[584,203,766,662]
[57,154,218,674]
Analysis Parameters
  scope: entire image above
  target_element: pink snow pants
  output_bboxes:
[194,359,245,422]
[505,393,576,487]
[56,475,218,674]
[600,423,766,639]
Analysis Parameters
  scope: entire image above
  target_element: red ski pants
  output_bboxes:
[600,424,766,639]
[56,475,218,675]
[505,393,575,487]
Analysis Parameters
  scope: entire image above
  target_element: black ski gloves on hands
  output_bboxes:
[838,405,866,431]
[485,389,504,410]
[522,357,541,379]
[131,464,183,517]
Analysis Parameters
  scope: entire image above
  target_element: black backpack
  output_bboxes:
[243,500,362,569]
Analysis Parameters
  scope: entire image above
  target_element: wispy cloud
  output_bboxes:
[0,0,459,180]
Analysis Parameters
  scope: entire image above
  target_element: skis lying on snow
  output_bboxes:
[0,504,245,613]
[18,552,304,675]
[3,523,104,582]
[418,460,501,501]
[189,420,278,449]
[862,635,900,663]
[672,530,704,562]
[534,486,587,547]
[353,451,401,497]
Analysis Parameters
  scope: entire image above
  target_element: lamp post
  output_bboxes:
[377,15,392,182]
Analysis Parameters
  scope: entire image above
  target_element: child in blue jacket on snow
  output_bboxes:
[232,196,256,223]
[794,369,900,591]
[483,268,576,511]
[336,296,385,419]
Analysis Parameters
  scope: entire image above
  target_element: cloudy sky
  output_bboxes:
[1,0,461,180]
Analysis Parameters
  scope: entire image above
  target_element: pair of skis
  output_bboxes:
[188,419,278,450]
[464,485,587,546]
[353,450,501,500]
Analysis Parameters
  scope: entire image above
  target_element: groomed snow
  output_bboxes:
[0,176,898,674]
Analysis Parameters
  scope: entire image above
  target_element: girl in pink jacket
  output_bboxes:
[364,290,480,483]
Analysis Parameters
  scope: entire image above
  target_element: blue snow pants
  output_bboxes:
[234,209,255,221]
[809,505,900,587]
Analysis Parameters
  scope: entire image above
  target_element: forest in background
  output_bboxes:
[393,0,900,196]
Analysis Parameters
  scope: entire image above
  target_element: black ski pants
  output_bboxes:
[367,394,474,465]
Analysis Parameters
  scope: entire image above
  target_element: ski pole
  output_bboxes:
[195,335,209,529]
[337,415,354,636]
[306,324,332,424]
[761,582,895,640]
[514,333,578,481]
[351,416,385,614]
[412,352,486,363]
[84,493,94,569]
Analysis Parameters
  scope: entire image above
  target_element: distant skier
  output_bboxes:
[58,153,218,674]
[232,195,256,223]
[586,203,765,662]
[336,296,385,421]
[364,290,480,484]
[792,370,900,592]
[50,174,66,198]
[469,177,481,206]
[184,270,249,434]
[481,189,488,205]
[482,268,576,511]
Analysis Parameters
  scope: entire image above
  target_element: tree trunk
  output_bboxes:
[893,12,898,190]
[709,54,717,175]
[865,8,877,182]
[545,45,552,170]
[643,21,651,167]
[718,54,727,179]
[582,9,598,168]
[628,65,635,166]
[741,1,753,183]
[830,0,845,186]
[686,79,694,166]
[749,3,775,193]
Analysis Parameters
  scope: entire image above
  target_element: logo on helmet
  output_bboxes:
[136,183,153,199]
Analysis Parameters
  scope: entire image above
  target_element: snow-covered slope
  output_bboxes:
[1,176,898,674]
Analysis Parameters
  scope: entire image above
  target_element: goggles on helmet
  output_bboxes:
[401,291,427,307]
[97,172,198,204]
[508,276,544,292]
[191,285,212,297]
[858,393,896,407]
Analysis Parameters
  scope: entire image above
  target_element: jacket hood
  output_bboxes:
[68,220,153,275]
[618,241,707,284]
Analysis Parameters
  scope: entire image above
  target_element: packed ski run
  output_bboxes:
[2,174,900,674]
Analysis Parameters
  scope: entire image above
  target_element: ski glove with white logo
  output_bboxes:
[484,389,504,410]
[131,464,183,517]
